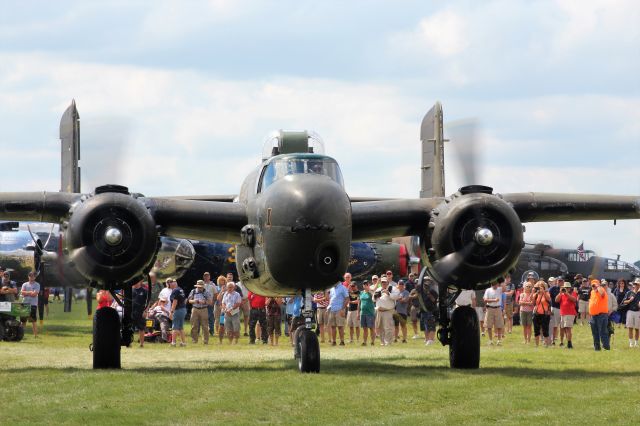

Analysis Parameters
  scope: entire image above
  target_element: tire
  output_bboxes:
[0,321,5,341]
[297,328,320,373]
[449,305,480,369]
[93,307,121,369]
[12,324,24,342]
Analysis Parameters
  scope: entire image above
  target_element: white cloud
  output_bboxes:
[417,9,469,57]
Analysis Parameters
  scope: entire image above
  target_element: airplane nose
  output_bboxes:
[260,174,352,289]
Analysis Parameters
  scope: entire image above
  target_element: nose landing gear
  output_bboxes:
[294,288,320,373]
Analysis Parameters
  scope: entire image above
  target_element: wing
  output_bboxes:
[159,195,237,202]
[351,198,440,241]
[501,193,640,222]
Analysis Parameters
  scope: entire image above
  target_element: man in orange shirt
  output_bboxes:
[589,278,610,351]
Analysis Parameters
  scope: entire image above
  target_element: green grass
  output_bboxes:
[2,302,640,425]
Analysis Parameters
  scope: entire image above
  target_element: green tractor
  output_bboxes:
[0,301,28,341]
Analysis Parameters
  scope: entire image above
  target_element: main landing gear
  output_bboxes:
[418,267,480,369]
[90,284,133,369]
[294,288,320,373]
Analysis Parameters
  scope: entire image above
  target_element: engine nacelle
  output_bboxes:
[423,186,524,289]
[64,186,159,286]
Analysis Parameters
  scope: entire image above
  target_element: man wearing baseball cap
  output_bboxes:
[588,278,610,350]
[620,278,640,347]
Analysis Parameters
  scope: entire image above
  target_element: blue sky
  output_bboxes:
[1,0,638,262]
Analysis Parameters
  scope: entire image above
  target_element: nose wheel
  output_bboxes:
[293,288,320,373]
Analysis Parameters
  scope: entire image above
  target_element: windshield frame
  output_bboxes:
[257,154,344,193]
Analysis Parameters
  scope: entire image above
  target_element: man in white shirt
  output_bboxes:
[159,278,174,312]
[483,278,504,345]
[20,271,40,338]
[455,289,476,309]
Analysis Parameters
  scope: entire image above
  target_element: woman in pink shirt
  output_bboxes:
[518,283,535,344]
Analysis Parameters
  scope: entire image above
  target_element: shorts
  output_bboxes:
[24,305,37,322]
[578,300,589,314]
[267,315,282,336]
[42,297,49,305]
[172,307,187,330]
[550,307,561,328]
[475,307,485,322]
[393,312,407,326]
[484,307,504,329]
[626,310,640,329]
[560,315,575,328]
[316,307,329,325]
[346,310,360,328]
[360,313,375,328]
[520,310,533,326]
[420,311,437,332]
[504,303,513,318]
[132,312,146,331]
[224,312,241,333]
[409,305,419,322]
[327,310,345,327]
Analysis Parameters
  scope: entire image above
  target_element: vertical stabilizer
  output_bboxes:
[419,102,445,198]
[60,100,80,193]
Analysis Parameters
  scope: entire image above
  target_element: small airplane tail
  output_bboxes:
[60,100,81,193]
[419,102,445,198]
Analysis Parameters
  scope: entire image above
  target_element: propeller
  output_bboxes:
[445,118,480,188]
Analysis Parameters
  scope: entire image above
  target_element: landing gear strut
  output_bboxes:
[419,267,481,369]
[294,289,320,373]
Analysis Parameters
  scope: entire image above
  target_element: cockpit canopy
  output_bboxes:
[259,154,344,193]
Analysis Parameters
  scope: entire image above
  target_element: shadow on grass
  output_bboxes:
[4,356,640,380]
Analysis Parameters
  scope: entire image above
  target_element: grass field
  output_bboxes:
[2,302,640,425]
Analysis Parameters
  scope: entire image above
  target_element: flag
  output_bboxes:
[577,241,586,261]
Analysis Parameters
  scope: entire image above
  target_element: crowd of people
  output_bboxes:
[4,261,640,353]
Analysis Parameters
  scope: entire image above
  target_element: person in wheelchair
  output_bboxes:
[147,296,172,343]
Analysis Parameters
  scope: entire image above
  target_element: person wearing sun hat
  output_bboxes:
[555,281,577,349]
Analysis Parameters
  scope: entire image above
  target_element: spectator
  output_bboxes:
[328,281,349,346]
[359,280,376,346]
[247,291,268,344]
[159,278,174,313]
[484,278,504,346]
[589,279,610,351]
[613,279,629,327]
[0,272,18,302]
[474,288,486,336]
[605,279,618,314]
[222,281,242,344]
[169,279,188,347]
[455,289,476,310]
[187,280,212,345]
[577,278,591,325]
[532,281,551,347]
[547,277,561,345]
[149,296,171,343]
[214,276,227,335]
[555,281,577,349]
[502,275,515,334]
[96,289,112,310]
[148,272,163,303]
[53,287,61,302]
[313,290,330,343]
[19,271,40,339]
[621,279,640,347]
[410,276,438,345]
[288,295,305,346]
[518,282,535,344]
[408,277,421,339]
[131,279,148,348]
[374,276,397,346]
[229,273,250,337]
[394,280,410,343]
[370,275,380,292]
[385,270,397,288]
[346,282,360,343]
[342,272,353,288]
[265,297,283,346]
[202,272,218,337]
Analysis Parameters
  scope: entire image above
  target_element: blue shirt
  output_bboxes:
[328,284,349,312]
[292,296,303,317]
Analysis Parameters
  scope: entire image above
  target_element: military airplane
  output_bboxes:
[519,242,640,283]
[1,101,638,373]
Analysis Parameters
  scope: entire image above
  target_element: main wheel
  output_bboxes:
[93,307,121,369]
[449,305,480,369]
[297,328,320,373]
[12,323,25,342]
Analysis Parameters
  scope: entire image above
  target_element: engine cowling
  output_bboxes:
[423,186,524,289]
[64,186,159,285]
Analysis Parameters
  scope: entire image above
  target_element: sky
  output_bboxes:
[0,0,638,262]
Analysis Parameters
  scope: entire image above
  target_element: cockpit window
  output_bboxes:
[259,155,344,192]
